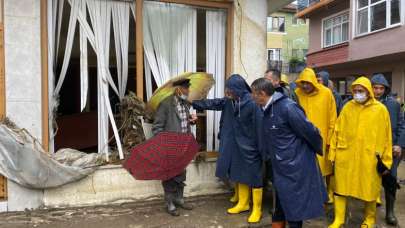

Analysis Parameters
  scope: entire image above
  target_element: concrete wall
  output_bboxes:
[233,0,268,84]
[307,0,350,54]
[267,32,283,49]
[349,26,405,62]
[44,162,228,208]
[3,0,44,211]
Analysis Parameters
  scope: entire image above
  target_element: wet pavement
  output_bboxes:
[0,163,404,228]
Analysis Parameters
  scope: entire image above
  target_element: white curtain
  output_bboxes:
[48,0,135,160]
[79,0,88,111]
[143,1,197,99]
[206,10,226,151]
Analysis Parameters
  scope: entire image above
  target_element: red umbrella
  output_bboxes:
[123,132,200,181]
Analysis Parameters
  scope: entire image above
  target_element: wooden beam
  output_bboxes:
[225,3,234,78]
[0,0,5,121]
[158,0,232,9]
[40,0,49,151]
[0,0,7,201]
[295,0,336,18]
[136,0,144,100]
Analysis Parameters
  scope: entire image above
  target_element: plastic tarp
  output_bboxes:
[0,123,103,189]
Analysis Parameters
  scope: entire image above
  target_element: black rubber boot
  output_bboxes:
[385,188,398,226]
[165,192,180,216]
[174,187,193,210]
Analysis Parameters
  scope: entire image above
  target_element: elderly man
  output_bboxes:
[371,73,403,225]
[152,78,197,216]
[251,78,327,228]
[295,68,337,203]
[328,77,393,228]
[192,74,263,223]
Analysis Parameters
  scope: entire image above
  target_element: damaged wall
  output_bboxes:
[232,0,268,84]
[44,161,227,208]
[3,0,44,211]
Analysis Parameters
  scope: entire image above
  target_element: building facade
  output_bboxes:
[0,0,270,212]
[297,0,405,100]
[267,3,309,75]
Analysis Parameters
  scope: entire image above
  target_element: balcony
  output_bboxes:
[267,60,306,74]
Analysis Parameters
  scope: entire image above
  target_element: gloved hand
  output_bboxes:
[376,155,389,174]
[376,155,400,193]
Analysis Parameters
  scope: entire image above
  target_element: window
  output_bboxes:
[268,48,282,61]
[323,12,349,47]
[356,0,402,36]
[267,16,285,32]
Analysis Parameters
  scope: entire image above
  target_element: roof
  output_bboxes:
[268,0,296,14]
[279,3,297,13]
[295,0,336,18]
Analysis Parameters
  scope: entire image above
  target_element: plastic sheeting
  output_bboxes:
[0,123,102,189]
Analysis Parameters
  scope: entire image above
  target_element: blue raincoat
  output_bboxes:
[260,92,327,221]
[192,74,262,187]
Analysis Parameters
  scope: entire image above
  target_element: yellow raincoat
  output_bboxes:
[295,68,337,176]
[329,77,392,202]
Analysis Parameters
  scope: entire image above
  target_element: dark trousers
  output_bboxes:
[272,192,303,228]
[162,170,186,204]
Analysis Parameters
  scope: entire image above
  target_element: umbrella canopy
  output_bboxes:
[146,72,215,113]
[123,132,200,181]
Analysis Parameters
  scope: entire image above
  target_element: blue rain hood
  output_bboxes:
[317,71,330,87]
[225,74,251,99]
[371,73,391,94]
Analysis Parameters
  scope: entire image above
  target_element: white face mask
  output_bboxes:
[353,92,368,103]
[178,90,188,100]
[180,94,188,100]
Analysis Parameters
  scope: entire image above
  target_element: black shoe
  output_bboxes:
[176,201,193,210]
[167,208,180,216]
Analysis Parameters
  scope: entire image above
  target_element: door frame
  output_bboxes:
[40,0,234,152]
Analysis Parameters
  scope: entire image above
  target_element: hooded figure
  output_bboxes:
[317,71,344,114]
[251,78,327,225]
[192,74,263,223]
[371,73,404,225]
[295,68,337,176]
[328,77,393,228]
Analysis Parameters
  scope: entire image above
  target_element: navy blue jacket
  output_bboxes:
[192,75,262,187]
[371,74,404,145]
[260,92,327,221]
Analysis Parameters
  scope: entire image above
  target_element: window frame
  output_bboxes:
[267,48,282,61]
[321,10,350,48]
[354,0,404,37]
[267,16,286,33]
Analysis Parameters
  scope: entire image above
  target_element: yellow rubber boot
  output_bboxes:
[248,188,263,223]
[230,184,239,203]
[227,183,250,214]
[328,195,347,228]
[361,201,376,228]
